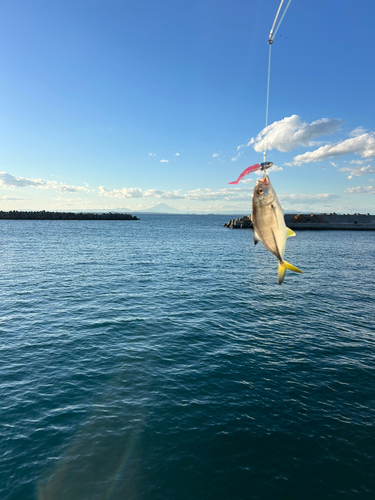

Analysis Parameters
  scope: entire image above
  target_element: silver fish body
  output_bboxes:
[252,175,302,284]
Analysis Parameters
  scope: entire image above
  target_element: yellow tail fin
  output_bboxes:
[277,260,303,285]
[284,260,303,274]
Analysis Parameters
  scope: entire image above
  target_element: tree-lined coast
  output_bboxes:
[0,211,139,220]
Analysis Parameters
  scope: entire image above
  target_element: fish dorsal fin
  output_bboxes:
[254,230,261,246]
[286,227,296,238]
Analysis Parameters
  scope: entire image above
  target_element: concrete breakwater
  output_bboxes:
[0,210,139,220]
[224,213,375,230]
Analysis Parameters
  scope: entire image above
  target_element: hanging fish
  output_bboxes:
[252,175,303,285]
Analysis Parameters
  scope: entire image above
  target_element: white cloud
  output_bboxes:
[293,132,375,165]
[174,153,180,156]
[185,187,253,201]
[0,195,25,201]
[98,186,183,199]
[99,187,144,198]
[159,159,169,163]
[231,152,242,162]
[0,172,91,193]
[345,186,375,195]
[98,185,254,202]
[212,152,225,162]
[280,193,340,204]
[339,165,375,179]
[148,153,156,157]
[145,189,182,199]
[349,127,366,137]
[237,141,251,151]
[241,115,342,154]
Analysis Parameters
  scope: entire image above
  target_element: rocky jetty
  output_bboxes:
[0,210,139,220]
[224,213,375,230]
[224,215,253,229]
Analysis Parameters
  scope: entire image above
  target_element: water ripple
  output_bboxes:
[0,217,374,499]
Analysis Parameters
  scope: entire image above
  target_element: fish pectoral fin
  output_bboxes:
[286,227,296,238]
[254,230,261,246]
[277,260,303,285]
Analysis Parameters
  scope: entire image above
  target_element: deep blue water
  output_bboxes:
[1,214,374,500]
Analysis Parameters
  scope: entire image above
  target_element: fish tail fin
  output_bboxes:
[277,260,303,285]
[277,262,287,285]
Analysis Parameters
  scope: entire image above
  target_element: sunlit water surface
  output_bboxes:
[1,214,374,499]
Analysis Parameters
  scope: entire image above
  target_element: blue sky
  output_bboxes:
[1,0,374,213]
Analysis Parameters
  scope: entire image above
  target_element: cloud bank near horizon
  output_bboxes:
[99,186,256,202]
[1,168,373,217]
[0,172,91,194]
[279,193,340,204]
[345,185,375,195]
[98,186,183,199]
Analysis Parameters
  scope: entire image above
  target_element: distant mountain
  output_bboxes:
[111,207,133,213]
[138,203,182,214]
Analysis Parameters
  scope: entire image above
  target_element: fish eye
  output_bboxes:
[257,188,264,195]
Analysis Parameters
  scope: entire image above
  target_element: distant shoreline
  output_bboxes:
[0,211,139,220]
[224,213,375,231]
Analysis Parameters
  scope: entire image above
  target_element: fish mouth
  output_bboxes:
[258,175,270,186]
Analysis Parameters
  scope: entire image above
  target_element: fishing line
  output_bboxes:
[263,44,272,165]
[228,1,292,185]
[263,0,292,168]
[268,0,292,44]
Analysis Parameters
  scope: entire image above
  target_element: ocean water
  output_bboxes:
[1,214,374,500]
